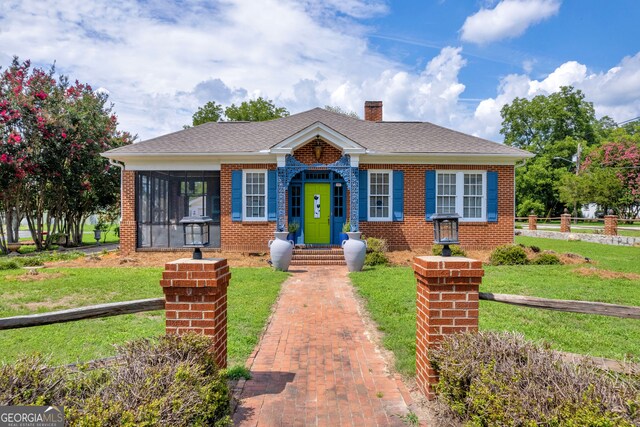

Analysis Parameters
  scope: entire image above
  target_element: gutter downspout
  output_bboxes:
[109,159,126,217]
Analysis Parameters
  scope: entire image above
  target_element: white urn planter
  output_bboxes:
[342,231,367,272]
[268,231,294,271]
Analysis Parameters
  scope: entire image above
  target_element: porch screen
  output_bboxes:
[136,171,221,248]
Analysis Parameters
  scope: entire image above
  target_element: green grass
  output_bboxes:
[516,236,640,272]
[350,237,640,377]
[0,266,287,366]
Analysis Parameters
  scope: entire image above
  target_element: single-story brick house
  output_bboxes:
[103,101,532,254]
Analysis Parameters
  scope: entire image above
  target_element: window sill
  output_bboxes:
[459,221,488,226]
[239,220,272,225]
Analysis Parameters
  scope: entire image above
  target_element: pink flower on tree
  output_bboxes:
[35,91,47,100]
[8,133,22,144]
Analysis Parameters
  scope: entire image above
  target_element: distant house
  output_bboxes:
[103,101,532,253]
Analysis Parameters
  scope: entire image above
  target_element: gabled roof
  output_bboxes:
[103,107,531,158]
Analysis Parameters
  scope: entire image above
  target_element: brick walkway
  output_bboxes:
[233,266,412,427]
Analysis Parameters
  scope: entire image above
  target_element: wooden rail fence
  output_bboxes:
[479,292,640,319]
[0,298,165,330]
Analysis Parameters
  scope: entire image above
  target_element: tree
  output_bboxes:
[191,101,223,127]
[324,105,359,119]
[500,86,608,216]
[0,57,132,252]
[224,97,289,122]
[501,86,599,153]
[562,139,640,218]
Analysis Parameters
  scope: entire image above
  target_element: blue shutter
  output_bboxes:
[425,170,436,221]
[267,170,277,221]
[359,170,368,221]
[487,171,498,222]
[392,170,404,221]
[231,170,242,222]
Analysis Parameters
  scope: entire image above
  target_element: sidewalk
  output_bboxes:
[233,266,412,427]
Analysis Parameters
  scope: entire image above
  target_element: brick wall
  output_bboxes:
[413,256,482,399]
[359,164,515,250]
[161,258,230,369]
[120,170,136,255]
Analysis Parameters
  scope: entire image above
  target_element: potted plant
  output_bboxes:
[340,221,350,244]
[287,221,300,243]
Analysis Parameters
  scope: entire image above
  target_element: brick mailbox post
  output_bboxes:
[413,256,484,399]
[528,213,538,230]
[160,258,230,369]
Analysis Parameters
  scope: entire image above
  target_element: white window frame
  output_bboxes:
[436,171,487,222]
[367,170,393,221]
[242,170,268,221]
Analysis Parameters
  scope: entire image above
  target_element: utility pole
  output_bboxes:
[575,143,581,175]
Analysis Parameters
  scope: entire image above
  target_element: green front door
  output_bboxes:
[304,183,331,244]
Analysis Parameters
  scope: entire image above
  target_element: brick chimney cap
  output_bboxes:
[364,101,383,107]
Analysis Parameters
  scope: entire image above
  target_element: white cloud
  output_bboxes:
[471,52,640,139]
[461,0,561,44]
[1,0,638,145]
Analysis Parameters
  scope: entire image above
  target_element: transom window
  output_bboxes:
[368,171,392,221]
[436,171,486,221]
[243,171,267,221]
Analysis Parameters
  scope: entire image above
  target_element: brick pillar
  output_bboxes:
[120,170,136,255]
[160,258,230,369]
[560,211,571,233]
[528,214,537,230]
[604,214,618,236]
[413,256,483,399]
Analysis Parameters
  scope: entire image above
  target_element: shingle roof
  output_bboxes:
[104,107,529,157]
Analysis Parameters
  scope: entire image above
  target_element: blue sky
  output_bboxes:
[1,0,639,142]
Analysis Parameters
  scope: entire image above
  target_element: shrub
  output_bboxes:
[365,251,389,266]
[364,237,389,266]
[431,332,640,426]
[531,253,561,265]
[431,245,467,257]
[19,257,45,267]
[0,259,20,270]
[490,244,529,265]
[0,334,232,426]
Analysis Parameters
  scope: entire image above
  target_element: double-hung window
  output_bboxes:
[243,170,267,221]
[368,171,393,221]
[436,171,486,221]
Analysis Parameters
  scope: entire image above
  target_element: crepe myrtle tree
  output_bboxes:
[559,139,640,219]
[0,57,132,252]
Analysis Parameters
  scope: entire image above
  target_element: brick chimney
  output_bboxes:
[364,101,383,122]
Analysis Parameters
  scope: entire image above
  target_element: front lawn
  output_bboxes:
[0,266,287,367]
[350,237,640,377]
